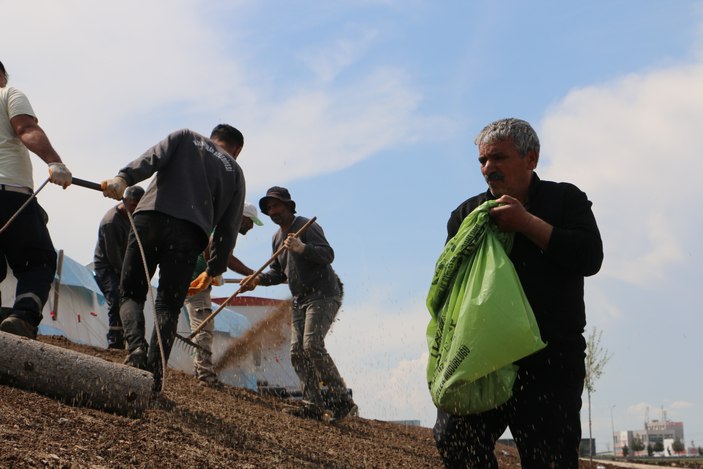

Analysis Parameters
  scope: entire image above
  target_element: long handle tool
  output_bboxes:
[175,216,317,354]
[1,177,102,235]
[0,179,49,235]
[71,177,103,191]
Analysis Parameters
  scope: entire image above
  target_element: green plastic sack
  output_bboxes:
[426,200,546,415]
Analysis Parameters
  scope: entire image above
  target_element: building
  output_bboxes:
[612,408,685,456]
[635,418,684,447]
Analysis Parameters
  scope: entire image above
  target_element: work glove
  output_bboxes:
[239,274,259,292]
[48,162,72,189]
[283,234,305,254]
[211,275,224,287]
[188,272,213,296]
[100,176,128,200]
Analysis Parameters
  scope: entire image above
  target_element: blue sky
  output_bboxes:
[3,0,703,454]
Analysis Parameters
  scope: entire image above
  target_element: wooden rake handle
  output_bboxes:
[187,216,317,338]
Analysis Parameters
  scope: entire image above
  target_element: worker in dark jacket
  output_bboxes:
[100,124,246,393]
[93,185,144,349]
[433,118,603,468]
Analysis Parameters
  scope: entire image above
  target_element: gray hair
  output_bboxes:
[474,118,540,156]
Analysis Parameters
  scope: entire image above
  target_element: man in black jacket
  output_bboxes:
[433,118,603,468]
[100,124,245,392]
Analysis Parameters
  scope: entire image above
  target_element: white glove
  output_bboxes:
[48,163,72,189]
[100,176,128,200]
[284,235,305,254]
[211,275,224,286]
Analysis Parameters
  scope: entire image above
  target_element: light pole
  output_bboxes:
[611,405,617,456]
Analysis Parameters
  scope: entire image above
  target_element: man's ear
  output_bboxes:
[525,150,539,170]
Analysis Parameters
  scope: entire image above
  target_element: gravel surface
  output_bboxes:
[0,335,643,468]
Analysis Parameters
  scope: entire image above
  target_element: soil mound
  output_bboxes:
[1,336,616,468]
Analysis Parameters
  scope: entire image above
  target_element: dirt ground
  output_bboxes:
[1,336,631,468]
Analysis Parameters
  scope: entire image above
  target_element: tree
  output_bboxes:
[653,441,664,452]
[621,444,629,457]
[584,327,611,464]
[672,438,685,454]
[646,443,654,456]
[632,438,645,454]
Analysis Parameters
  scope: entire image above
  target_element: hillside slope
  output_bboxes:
[1,336,618,468]
[1,336,446,468]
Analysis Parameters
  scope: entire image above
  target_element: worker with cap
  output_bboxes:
[92,185,145,349]
[241,186,358,421]
[185,201,263,387]
[0,59,73,339]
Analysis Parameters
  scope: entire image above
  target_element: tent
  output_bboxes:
[1,251,298,391]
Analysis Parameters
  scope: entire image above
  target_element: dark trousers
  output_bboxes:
[118,212,206,380]
[94,267,123,345]
[433,354,585,469]
[0,192,56,326]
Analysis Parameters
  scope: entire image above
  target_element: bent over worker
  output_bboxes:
[100,124,245,392]
[0,59,72,339]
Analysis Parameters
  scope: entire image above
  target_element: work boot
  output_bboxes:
[107,340,125,350]
[0,306,13,322]
[283,400,333,421]
[0,315,38,339]
[124,346,148,370]
[197,377,224,389]
[107,330,125,349]
[330,398,359,422]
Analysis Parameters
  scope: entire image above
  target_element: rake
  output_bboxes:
[176,216,318,355]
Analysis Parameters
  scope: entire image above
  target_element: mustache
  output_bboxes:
[485,172,504,182]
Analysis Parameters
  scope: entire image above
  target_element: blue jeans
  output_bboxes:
[119,212,207,379]
[290,295,347,407]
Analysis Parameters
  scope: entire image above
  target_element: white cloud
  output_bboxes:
[327,293,435,425]
[540,63,703,287]
[300,28,380,82]
[585,284,623,324]
[670,400,694,410]
[0,1,438,265]
[242,66,423,189]
[627,401,652,417]
[626,401,694,420]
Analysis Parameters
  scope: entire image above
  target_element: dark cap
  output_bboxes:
[259,186,296,215]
